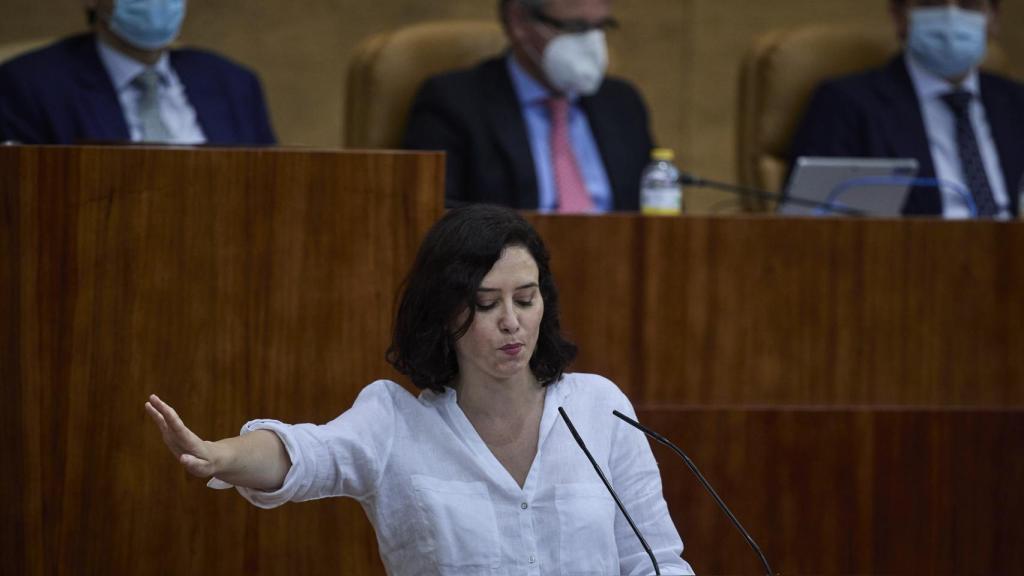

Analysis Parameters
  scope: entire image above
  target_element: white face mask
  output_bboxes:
[540,30,608,96]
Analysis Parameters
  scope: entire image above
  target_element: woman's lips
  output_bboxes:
[500,343,524,355]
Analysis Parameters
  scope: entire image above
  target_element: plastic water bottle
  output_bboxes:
[640,148,683,215]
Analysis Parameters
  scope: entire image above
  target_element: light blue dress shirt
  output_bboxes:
[904,54,1010,219]
[95,39,206,144]
[506,55,612,212]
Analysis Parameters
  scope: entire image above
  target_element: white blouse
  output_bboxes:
[214,373,695,575]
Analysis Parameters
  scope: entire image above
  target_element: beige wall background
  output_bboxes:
[2,0,1021,213]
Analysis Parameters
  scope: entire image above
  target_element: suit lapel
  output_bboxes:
[482,58,539,209]
[171,51,230,143]
[579,88,626,211]
[980,74,1023,216]
[72,35,131,143]
[875,57,941,215]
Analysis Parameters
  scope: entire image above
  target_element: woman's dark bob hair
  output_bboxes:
[386,204,577,392]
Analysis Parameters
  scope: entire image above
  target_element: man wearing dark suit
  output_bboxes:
[789,0,1023,217]
[0,0,275,145]
[403,0,652,212]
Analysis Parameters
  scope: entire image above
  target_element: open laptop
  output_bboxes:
[779,157,919,217]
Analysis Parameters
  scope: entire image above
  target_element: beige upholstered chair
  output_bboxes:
[344,20,506,149]
[0,37,53,65]
[735,25,1013,211]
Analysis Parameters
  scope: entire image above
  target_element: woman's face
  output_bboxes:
[453,245,545,386]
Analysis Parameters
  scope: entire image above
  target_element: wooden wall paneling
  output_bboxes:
[535,215,1024,406]
[642,217,1024,405]
[528,215,647,399]
[1,146,442,575]
[0,138,31,575]
[638,407,1024,576]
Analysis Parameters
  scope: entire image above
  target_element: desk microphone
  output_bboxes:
[679,171,866,216]
[558,407,660,576]
[613,410,774,576]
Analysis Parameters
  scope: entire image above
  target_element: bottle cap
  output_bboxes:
[651,148,674,162]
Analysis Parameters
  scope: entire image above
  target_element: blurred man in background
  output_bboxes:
[403,0,653,212]
[0,0,275,145]
[789,0,1024,217]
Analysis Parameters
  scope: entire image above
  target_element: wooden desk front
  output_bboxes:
[4,157,1021,575]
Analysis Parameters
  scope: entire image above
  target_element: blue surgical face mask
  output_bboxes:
[906,6,988,80]
[107,0,187,51]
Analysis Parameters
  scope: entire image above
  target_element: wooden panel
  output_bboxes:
[0,146,442,575]
[530,215,1024,406]
[6,168,1021,576]
[637,407,1024,576]
[526,215,646,399]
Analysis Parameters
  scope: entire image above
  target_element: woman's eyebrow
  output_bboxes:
[476,282,539,292]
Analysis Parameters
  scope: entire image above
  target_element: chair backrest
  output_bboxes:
[344,20,506,149]
[735,25,1014,210]
[0,37,54,65]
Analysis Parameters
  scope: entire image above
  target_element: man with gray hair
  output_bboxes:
[403,0,654,213]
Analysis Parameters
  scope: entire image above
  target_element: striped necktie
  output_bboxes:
[940,90,998,217]
[132,68,173,143]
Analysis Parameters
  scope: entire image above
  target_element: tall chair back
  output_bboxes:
[344,21,506,149]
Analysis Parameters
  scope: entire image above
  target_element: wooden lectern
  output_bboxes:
[2,145,1021,574]
[1,145,443,575]
[531,214,1024,575]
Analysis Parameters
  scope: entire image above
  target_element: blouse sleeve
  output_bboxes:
[608,389,695,575]
[209,380,399,509]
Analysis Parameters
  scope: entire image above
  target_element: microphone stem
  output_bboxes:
[614,410,774,576]
[558,407,660,575]
[684,174,866,216]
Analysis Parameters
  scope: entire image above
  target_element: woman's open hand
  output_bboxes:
[145,394,219,478]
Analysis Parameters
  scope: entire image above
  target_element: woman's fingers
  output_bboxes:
[145,401,182,455]
[148,394,182,429]
[146,394,210,463]
[144,401,166,430]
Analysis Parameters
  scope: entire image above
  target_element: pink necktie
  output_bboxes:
[548,97,594,213]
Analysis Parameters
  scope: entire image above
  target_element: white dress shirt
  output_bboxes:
[95,38,206,144]
[213,373,694,576]
[905,54,1011,219]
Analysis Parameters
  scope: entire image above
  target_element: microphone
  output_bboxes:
[679,171,866,216]
[558,407,660,576]
[613,410,774,576]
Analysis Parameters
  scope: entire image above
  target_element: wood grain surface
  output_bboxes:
[530,214,1024,406]
[1,146,442,575]
[638,406,1024,576]
[4,152,1021,575]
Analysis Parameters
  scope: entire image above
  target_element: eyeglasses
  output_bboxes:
[528,7,620,34]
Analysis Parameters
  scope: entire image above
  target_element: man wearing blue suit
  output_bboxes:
[0,0,275,145]
[789,0,1024,217]
[403,0,653,212]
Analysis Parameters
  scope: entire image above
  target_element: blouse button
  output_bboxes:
[520,502,528,510]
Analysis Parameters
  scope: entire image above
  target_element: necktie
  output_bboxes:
[940,90,998,217]
[133,69,172,143]
[547,97,594,213]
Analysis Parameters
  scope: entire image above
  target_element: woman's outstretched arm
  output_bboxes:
[145,394,291,491]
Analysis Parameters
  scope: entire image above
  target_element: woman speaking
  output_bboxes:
[146,204,694,575]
